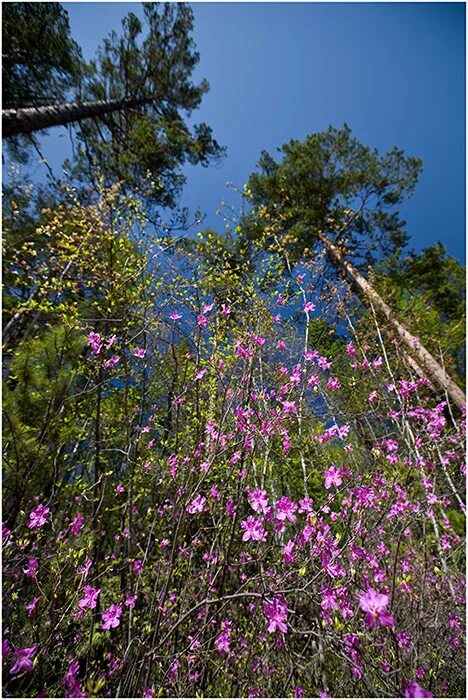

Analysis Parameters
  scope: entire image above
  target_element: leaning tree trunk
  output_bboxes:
[2,97,152,137]
[318,230,466,411]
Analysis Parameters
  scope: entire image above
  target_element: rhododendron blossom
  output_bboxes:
[241,515,267,542]
[78,585,101,611]
[358,588,394,629]
[101,604,122,631]
[263,597,288,634]
[28,503,50,529]
[10,646,37,674]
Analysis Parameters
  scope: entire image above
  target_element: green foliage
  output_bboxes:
[374,243,466,385]
[2,2,83,160]
[70,3,225,210]
[244,124,422,268]
[2,2,83,108]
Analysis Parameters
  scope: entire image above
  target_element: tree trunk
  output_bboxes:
[3,97,152,137]
[318,230,466,411]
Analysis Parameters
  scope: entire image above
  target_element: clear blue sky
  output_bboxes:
[33,2,467,262]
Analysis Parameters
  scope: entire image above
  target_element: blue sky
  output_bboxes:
[25,2,467,262]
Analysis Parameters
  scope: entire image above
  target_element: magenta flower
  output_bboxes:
[23,557,39,578]
[197,314,209,327]
[132,347,146,358]
[402,680,433,698]
[358,588,394,629]
[63,660,86,697]
[132,559,143,574]
[323,465,342,490]
[240,515,267,542]
[168,311,182,320]
[28,503,50,529]
[187,494,206,514]
[10,645,37,674]
[283,540,295,564]
[103,354,120,369]
[2,523,11,541]
[275,496,297,523]
[86,331,102,355]
[101,603,122,631]
[77,558,92,580]
[115,483,124,495]
[25,596,40,616]
[70,513,85,536]
[215,626,231,654]
[327,376,341,391]
[263,596,288,634]
[249,488,269,514]
[78,585,101,611]
[124,592,137,609]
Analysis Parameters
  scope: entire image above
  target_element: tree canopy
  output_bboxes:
[245,124,422,267]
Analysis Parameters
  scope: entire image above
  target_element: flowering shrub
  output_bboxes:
[2,186,465,697]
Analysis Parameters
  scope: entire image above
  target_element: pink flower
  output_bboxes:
[298,496,314,513]
[249,488,269,514]
[240,515,267,542]
[303,301,316,313]
[103,355,120,369]
[2,639,9,658]
[168,312,182,320]
[77,558,92,579]
[105,334,117,349]
[195,368,207,381]
[215,622,232,654]
[202,303,214,314]
[132,559,143,574]
[283,540,295,564]
[324,465,342,489]
[263,596,288,634]
[23,557,39,578]
[78,585,101,611]
[63,660,86,697]
[133,347,146,358]
[70,513,85,536]
[25,596,40,616]
[28,503,50,529]
[358,588,394,629]
[275,496,297,523]
[115,483,124,495]
[187,494,206,514]
[402,680,433,698]
[10,645,37,674]
[277,340,286,350]
[327,377,341,391]
[101,603,122,631]
[124,592,137,609]
[221,304,231,316]
[197,314,209,327]
[346,342,356,357]
[86,331,102,355]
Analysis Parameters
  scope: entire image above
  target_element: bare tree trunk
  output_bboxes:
[3,97,152,137]
[318,230,466,411]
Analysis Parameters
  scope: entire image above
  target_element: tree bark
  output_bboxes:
[3,97,152,137]
[318,230,466,411]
